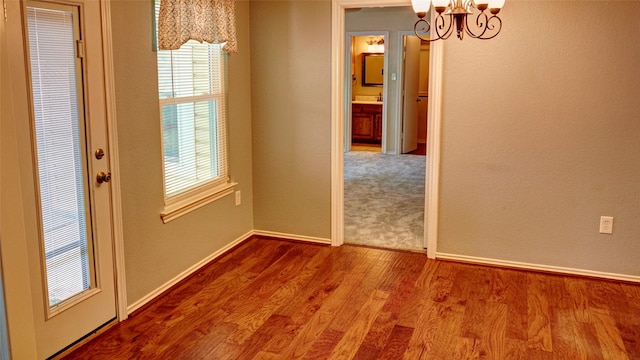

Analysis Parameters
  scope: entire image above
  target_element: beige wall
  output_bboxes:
[110,0,254,304]
[438,1,640,275]
[250,0,332,239]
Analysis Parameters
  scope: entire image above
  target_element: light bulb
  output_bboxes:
[488,0,505,9]
[411,0,430,15]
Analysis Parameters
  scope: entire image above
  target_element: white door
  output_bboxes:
[18,0,117,358]
[401,36,421,154]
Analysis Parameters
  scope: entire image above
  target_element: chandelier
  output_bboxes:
[411,0,505,41]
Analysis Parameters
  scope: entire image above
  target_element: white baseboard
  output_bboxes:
[436,252,640,283]
[126,230,254,315]
[252,230,332,245]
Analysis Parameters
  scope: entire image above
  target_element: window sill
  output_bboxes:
[161,181,237,223]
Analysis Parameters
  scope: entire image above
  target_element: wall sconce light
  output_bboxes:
[411,0,505,41]
[366,37,385,53]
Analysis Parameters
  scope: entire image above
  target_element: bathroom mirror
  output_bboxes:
[362,53,384,87]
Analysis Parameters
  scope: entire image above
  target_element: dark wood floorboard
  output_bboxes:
[64,237,640,359]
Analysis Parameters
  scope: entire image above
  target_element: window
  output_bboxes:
[155,1,234,222]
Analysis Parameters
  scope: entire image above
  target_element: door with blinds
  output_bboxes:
[21,0,116,357]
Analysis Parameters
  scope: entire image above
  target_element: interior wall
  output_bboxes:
[346,6,417,153]
[109,0,254,305]
[250,0,332,239]
[438,1,640,276]
[351,36,385,99]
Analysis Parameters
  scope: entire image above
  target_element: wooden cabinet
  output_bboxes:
[351,103,382,144]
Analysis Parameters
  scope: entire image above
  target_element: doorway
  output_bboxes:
[345,32,388,154]
[342,10,429,251]
[10,0,120,357]
[331,0,443,258]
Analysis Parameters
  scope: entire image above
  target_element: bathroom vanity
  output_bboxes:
[351,101,382,144]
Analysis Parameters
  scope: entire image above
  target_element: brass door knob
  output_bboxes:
[96,171,111,184]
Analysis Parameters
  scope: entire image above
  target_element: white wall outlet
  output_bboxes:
[599,216,613,234]
[235,190,241,206]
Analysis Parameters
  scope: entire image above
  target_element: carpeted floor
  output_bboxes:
[344,151,426,250]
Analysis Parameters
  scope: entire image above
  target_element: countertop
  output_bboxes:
[352,100,383,105]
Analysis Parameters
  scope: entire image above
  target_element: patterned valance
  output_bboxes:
[158,0,237,53]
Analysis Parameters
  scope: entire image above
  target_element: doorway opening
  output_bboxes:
[342,9,429,251]
[346,32,388,154]
[331,0,443,258]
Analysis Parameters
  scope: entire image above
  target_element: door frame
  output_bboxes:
[331,0,443,257]
[345,31,389,154]
[99,0,128,321]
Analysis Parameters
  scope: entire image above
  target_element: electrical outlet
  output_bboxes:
[235,190,241,206]
[599,216,613,234]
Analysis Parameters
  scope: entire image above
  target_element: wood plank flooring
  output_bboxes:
[64,237,640,359]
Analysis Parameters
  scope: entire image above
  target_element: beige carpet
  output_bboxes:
[344,151,426,250]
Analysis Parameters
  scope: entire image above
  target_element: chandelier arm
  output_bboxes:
[413,18,432,42]
[433,13,454,41]
[477,15,502,40]
[413,18,431,41]
[413,13,453,42]
[463,0,474,11]
[464,11,502,40]
[464,11,487,39]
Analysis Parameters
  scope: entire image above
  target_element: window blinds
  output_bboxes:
[155,1,228,199]
[27,6,93,307]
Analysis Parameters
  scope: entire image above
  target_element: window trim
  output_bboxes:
[160,179,236,223]
[158,91,234,223]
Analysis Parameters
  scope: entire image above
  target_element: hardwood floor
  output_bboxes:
[65,237,640,359]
